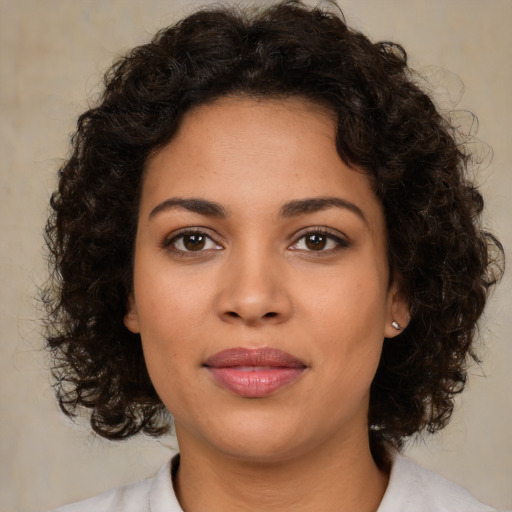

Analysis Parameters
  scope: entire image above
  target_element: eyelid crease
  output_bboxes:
[288,227,352,252]
[161,225,351,257]
[162,227,223,250]
[290,226,351,242]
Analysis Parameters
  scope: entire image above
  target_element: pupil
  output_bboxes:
[184,234,205,251]
[306,234,326,250]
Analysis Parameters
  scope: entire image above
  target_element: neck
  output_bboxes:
[174,429,389,512]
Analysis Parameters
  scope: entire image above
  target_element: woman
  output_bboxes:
[44,1,504,510]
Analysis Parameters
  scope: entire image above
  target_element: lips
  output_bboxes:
[204,347,307,398]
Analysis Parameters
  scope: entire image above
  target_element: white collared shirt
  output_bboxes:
[49,452,503,512]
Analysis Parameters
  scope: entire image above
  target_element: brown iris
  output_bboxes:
[305,234,327,250]
[183,234,206,251]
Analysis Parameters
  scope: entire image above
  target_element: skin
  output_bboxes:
[125,96,409,512]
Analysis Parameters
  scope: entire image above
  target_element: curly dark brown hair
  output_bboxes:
[43,0,503,449]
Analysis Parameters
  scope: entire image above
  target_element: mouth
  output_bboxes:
[204,347,307,398]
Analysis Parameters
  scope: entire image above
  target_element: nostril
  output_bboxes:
[227,311,240,318]
[264,312,278,318]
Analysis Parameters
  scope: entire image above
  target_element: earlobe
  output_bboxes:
[385,285,410,339]
[124,294,140,333]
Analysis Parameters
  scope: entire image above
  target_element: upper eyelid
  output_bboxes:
[161,225,350,248]
[165,226,219,239]
[163,227,223,247]
[287,231,351,255]
[290,226,350,243]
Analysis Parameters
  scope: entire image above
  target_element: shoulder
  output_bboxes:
[378,451,502,512]
[47,458,183,512]
[47,478,152,512]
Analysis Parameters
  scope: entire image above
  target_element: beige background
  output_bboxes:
[1,1,511,510]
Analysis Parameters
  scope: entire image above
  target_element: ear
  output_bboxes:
[384,283,410,339]
[124,293,140,334]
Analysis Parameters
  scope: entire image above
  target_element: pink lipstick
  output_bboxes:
[204,347,306,398]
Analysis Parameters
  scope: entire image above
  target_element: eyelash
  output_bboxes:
[163,227,350,256]
[289,228,350,254]
[163,228,222,255]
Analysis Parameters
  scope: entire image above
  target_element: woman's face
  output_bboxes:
[125,96,407,462]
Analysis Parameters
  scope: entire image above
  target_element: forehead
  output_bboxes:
[150,95,338,172]
[142,96,383,231]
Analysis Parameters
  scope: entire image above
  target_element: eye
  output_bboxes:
[166,230,222,253]
[290,230,349,252]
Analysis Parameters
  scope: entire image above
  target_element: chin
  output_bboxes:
[176,405,315,463]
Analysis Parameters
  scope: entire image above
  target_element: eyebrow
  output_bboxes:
[149,195,367,224]
[149,197,226,219]
[280,197,367,224]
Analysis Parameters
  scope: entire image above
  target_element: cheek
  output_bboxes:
[133,254,212,335]
[302,262,388,392]
[131,267,202,389]
[137,309,198,419]
[305,258,389,337]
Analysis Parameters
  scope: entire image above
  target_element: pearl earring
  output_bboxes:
[391,320,402,331]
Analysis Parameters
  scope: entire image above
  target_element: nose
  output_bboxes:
[215,248,293,326]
